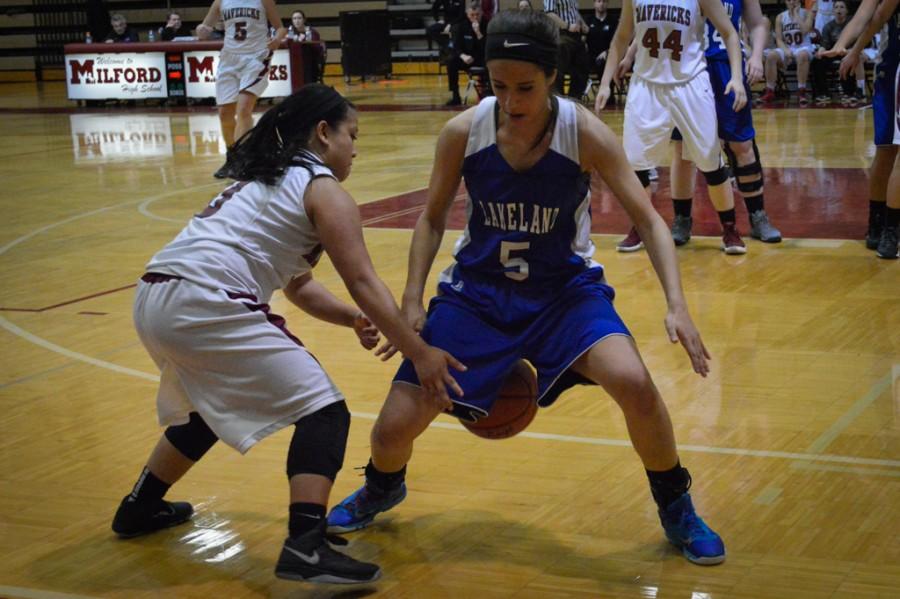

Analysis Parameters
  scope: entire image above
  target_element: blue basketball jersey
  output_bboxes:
[444,96,597,297]
[705,0,741,61]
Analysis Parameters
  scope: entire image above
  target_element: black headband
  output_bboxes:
[485,32,558,69]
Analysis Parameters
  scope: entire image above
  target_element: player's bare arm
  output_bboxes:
[744,0,770,83]
[305,176,466,405]
[263,0,288,49]
[841,0,899,77]
[595,0,634,111]
[774,10,788,52]
[700,0,748,110]
[801,0,818,33]
[196,0,221,39]
[577,108,711,376]
[284,273,381,350]
[824,0,879,54]
[401,110,473,325]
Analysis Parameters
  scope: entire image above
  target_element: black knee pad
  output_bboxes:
[701,165,730,186]
[725,140,764,191]
[287,400,350,481]
[635,169,651,187]
[164,412,218,461]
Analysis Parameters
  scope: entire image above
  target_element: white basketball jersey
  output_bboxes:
[146,153,334,303]
[779,9,814,48]
[632,0,707,84]
[221,0,269,54]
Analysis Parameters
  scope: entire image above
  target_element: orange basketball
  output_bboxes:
[462,360,538,440]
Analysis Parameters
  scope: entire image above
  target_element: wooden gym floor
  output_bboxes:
[0,75,898,598]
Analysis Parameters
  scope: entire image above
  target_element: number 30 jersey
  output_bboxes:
[445,96,599,295]
[633,0,707,84]
[222,0,268,54]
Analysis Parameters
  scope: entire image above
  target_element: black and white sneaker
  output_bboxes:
[275,521,381,584]
[112,496,193,539]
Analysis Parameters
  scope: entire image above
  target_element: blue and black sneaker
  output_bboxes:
[658,493,725,565]
[327,483,407,533]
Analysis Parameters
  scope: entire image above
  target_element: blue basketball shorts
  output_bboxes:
[394,267,631,421]
[672,60,755,144]
[873,61,900,146]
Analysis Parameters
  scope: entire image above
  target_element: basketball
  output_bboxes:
[462,360,538,440]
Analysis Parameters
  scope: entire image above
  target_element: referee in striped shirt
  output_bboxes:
[543,0,591,98]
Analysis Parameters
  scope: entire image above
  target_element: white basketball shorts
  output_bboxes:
[216,48,272,105]
[133,277,344,453]
[623,71,722,173]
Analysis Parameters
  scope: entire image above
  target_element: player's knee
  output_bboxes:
[286,400,350,481]
[701,165,730,187]
[370,415,415,453]
[635,169,651,188]
[610,369,659,416]
[165,412,219,462]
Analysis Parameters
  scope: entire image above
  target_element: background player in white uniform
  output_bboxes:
[110,85,465,584]
[761,0,817,104]
[197,0,286,153]
[596,0,749,254]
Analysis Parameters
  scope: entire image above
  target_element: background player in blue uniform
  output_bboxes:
[328,9,728,566]
[669,0,783,246]
[824,0,900,257]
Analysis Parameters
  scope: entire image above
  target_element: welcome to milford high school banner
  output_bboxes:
[65,48,293,101]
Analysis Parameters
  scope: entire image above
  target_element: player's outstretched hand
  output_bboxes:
[353,312,381,350]
[725,77,747,111]
[411,346,467,411]
[664,306,711,377]
[819,45,847,58]
[838,49,861,80]
[374,300,427,361]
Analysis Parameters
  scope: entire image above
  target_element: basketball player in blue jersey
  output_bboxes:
[328,9,728,566]
[669,0,782,246]
[824,0,899,257]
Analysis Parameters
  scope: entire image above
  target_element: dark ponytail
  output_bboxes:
[222,83,354,185]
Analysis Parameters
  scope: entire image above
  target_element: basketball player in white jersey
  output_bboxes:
[760,0,817,105]
[110,85,466,583]
[197,0,287,158]
[595,0,750,254]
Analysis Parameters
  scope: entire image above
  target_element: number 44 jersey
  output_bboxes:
[632,0,708,84]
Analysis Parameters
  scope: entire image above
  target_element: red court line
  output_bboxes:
[0,284,136,313]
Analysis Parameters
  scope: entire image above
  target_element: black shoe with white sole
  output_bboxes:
[275,521,381,584]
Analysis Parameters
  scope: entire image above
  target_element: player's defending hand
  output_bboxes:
[725,77,747,111]
[665,306,711,377]
[195,24,213,40]
[411,346,467,410]
[838,48,861,79]
[375,300,426,361]
[746,55,764,84]
[353,312,381,350]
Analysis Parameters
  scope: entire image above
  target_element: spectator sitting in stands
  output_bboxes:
[427,0,465,63]
[586,0,618,100]
[289,10,326,82]
[445,1,486,106]
[814,0,867,104]
[105,14,139,43]
[759,0,816,105]
[161,12,191,41]
[517,0,533,9]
